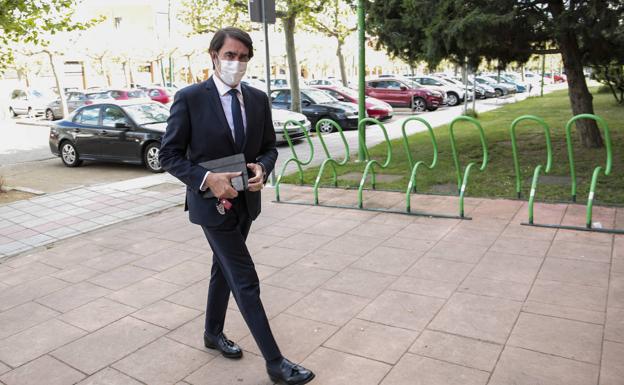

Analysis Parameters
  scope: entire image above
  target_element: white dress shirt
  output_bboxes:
[200,75,248,191]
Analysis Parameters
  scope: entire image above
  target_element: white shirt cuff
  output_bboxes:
[200,171,211,191]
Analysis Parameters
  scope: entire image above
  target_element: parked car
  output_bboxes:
[103,89,151,101]
[365,78,444,112]
[144,87,176,104]
[439,77,487,99]
[270,87,359,133]
[8,89,55,117]
[49,101,169,172]
[271,108,311,144]
[312,85,393,120]
[410,75,472,106]
[307,78,343,87]
[497,75,529,93]
[241,78,267,92]
[45,91,117,120]
[475,76,516,97]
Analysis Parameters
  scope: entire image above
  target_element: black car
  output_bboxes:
[270,88,359,133]
[49,101,168,172]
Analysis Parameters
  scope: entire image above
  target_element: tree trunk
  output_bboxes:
[47,51,69,118]
[336,39,348,87]
[187,55,195,83]
[550,0,603,148]
[128,59,135,87]
[122,61,129,87]
[283,14,301,113]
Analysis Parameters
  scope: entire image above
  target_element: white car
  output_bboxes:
[411,75,472,106]
[8,88,55,117]
[271,108,311,144]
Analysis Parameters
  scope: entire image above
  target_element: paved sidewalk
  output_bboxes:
[0,174,184,258]
[0,185,622,385]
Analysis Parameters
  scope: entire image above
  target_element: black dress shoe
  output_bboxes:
[267,358,315,385]
[204,332,243,359]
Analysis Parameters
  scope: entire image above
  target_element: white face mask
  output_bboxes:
[214,57,247,87]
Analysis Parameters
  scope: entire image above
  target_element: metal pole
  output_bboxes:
[168,0,173,87]
[357,0,366,161]
[262,0,277,185]
[463,61,468,114]
[540,54,545,97]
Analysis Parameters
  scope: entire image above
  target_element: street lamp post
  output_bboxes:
[357,0,366,162]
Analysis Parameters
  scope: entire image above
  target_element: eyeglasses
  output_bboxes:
[221,51,250,62]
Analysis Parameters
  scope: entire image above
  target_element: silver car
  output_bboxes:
[9,88,54,117]
[45,91,115,120]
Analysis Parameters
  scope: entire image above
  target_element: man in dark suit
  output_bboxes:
[159,27,315,385]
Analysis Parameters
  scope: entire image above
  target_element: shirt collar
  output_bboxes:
[212,74,242,97]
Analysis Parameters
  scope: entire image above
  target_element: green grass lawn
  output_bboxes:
[280,88,624,205]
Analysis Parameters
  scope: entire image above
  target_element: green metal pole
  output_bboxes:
[357,0,366,162]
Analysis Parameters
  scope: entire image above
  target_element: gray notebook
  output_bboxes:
[199,153,249,198]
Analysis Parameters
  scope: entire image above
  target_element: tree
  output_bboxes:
[1,0,101,117]
[366,0,624,148]
[275,0,328,112]
[304,0,357,86]
[178,0,251,35]
[0,0,94,72]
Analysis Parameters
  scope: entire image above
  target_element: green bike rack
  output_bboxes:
[357,118,392,208]
[274,119,314,202]
[510,115,553,199]
[449,116,488,218]
[402,117,438,211]
[313,119,350,204]
[510,115,553,224]
[522,113,622,234]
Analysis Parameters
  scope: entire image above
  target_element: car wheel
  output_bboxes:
[495,88,503,97]
[411,97,426,112]
[447,93,459,106]
[60,141,83,167]
[143,142,163,173]
[9,107,17,117]
[317,118,335,134]
[45,109,55,121]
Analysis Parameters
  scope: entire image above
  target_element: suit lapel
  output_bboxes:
[204,78,236,151]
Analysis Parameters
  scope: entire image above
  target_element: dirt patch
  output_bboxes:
[0,189,36,205]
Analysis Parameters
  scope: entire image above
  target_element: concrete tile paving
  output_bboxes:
[0,183,622,384]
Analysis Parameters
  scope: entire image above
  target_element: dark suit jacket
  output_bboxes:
[159,77,278,227]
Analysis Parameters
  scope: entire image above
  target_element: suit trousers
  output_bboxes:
[201,197,281,362]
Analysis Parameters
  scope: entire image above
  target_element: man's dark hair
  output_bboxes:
[209,27,254,64]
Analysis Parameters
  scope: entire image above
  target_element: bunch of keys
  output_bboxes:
[216,198,233,215]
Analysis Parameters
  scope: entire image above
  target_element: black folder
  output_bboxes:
[199,153,249,198]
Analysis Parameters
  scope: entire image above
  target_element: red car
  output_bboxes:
[365,77,444,112]
[312,85,394,120]
[106,89,150,101]
[145,87,176,104]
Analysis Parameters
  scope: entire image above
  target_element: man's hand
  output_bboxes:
[204,172,240,199]
[247,163,265,192]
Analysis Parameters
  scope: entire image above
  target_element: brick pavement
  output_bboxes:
[0,184,622,385]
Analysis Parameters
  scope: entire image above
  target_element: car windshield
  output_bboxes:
[127,90,148,98]
[86,92,110,100]
[303,89,336,104]
[124,103,170,125]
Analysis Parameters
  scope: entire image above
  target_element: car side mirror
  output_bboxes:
[335,95,345,101]
[115,122,131,129]
[400,86,407,91]
[302,100,311,106]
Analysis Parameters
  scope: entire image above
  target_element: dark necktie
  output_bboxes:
[228,89,245,151]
